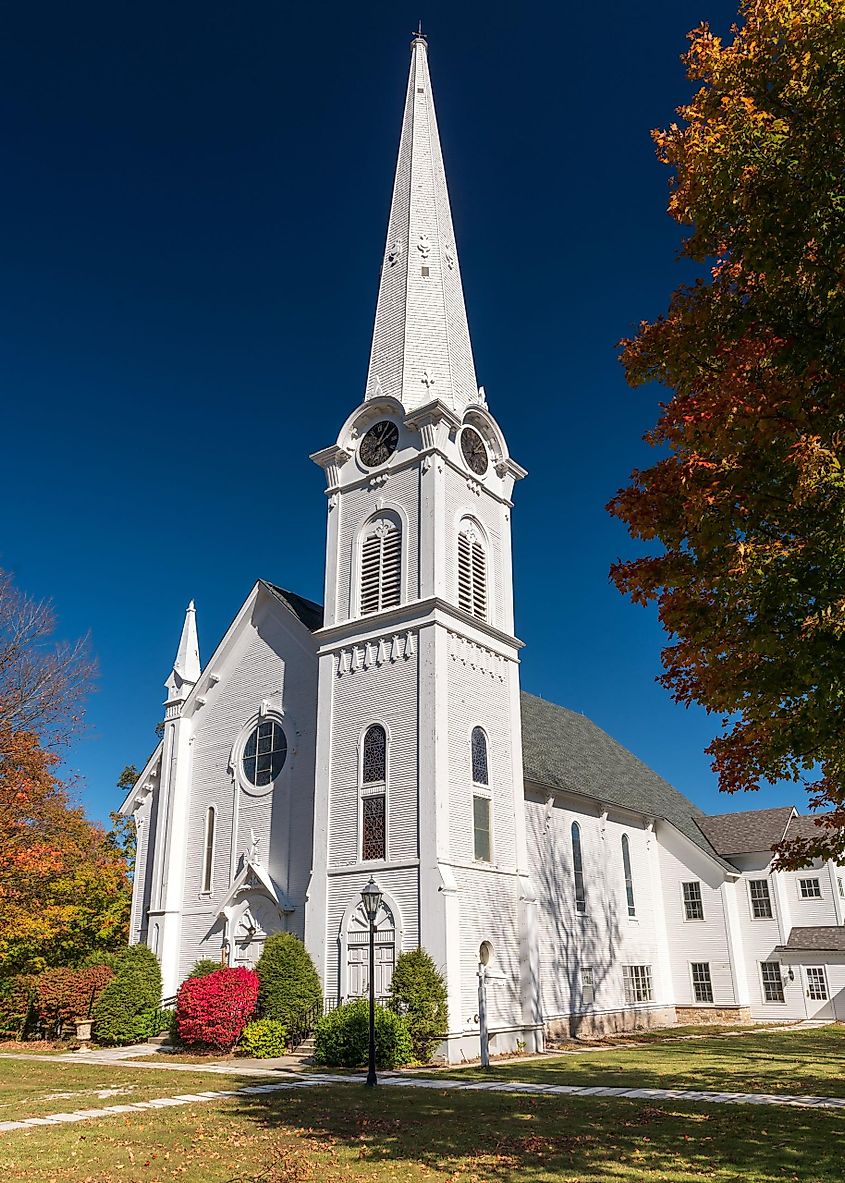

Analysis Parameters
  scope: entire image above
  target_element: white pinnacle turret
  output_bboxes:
[165,600,201,706]
[364,33,479,413]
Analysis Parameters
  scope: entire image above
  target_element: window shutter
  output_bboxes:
[457,524,487,620]
[360,518,401,615]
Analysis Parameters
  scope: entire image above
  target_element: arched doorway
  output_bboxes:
[231,895,281,968]
[345,897,396,1000]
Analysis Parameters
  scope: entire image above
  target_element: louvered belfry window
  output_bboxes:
[457,521,487,620]
[360,516,401,615]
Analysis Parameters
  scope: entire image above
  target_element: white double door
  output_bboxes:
[347,942,395,999]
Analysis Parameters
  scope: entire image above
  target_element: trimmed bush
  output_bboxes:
[35,965,114,1037]
[176,967,259,1051]
[239,1018,288,1059]
[188,959,221,979]
[388,948,448,1062]
[93,945,162,1046]
[255,934,321,1027]
[313,1000,413,1069]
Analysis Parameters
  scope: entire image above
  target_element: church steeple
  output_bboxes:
[164,600,200,713]
[364,33,479,413]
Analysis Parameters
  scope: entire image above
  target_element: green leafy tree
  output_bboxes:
[609,0,845,864]
[388,948,448,1062]
[255,933,322,1026]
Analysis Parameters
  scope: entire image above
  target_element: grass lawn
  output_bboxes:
[421,1027,845,1098]
[0,1076,843,1183]
[0,1057,265,1122]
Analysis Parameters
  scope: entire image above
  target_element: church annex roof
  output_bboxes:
[520,691,733,869]
[775,926,845,954]
[260,582,324,632]
[694,807,795,856]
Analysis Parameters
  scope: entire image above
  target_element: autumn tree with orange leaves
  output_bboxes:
[610,0,845,865]
[0,569,130,975]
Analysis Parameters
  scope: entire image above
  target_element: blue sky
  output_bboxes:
[2,0,796,827]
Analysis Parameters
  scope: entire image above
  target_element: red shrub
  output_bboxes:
[176,967,259,1051]
[35,965,114,1034]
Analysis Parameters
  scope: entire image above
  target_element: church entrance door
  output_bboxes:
[344,897,397,1001]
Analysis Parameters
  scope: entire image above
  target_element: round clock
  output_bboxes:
[359,420,399,468]
[460,427,488,476]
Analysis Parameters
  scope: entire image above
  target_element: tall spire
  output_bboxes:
[165,600,200,707]
[364,34,479,414]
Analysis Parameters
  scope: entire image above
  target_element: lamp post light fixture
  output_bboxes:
[360,877,383,1087]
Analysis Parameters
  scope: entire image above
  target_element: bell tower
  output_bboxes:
[305,33,541,1060]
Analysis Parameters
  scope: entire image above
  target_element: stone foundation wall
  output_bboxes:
[674,1006,752,1025]
[546,1005,677,1041]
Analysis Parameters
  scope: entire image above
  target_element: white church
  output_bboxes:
[121,35,845,1059]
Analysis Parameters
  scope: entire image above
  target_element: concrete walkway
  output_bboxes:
[2,1049,845,1132]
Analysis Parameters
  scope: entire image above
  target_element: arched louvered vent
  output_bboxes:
[457,521,487,620]
[360,516,402,615]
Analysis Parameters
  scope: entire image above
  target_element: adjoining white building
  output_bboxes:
[121,35,845,1059]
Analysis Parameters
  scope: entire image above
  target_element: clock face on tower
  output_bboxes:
[460,427,488,476]
[359,420,399,468]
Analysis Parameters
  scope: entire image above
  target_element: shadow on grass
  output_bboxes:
[424,1028,845,1099]
[231,1082,845,1182]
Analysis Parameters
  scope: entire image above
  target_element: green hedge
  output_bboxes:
[255,934,321,1026]
[313,1000,413,1069]
[187,959,221,979]
[239,1018,288,1059]
[388,948,448,1062]
[93,945,162,1046]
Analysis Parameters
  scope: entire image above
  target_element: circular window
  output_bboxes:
[242,720,287,786]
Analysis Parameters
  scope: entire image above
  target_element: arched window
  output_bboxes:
[471,727,488,785]
[457,520,487,620]
[361,724,387,861]
[621,833,636,917]
[360,515,401,615]
[202,807,215,894]
[571,821,586,914]
[471,727,492,861]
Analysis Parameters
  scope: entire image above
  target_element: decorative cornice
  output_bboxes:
[309,444,352,489]
[447,632,507,682]
[335,630,417,676]
[316,595,523,655]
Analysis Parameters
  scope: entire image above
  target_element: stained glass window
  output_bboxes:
[363,725,387,784]
[471,727,488,785]
[242,720,287,786]
[362,795,386,861]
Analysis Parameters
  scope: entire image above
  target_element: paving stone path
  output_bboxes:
[3,1052,845,1132]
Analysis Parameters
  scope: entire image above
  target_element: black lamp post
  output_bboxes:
[360,876,383,1087]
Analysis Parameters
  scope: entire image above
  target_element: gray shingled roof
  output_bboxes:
[695,807,794,856]
[776,927,845,954]
[262,582,324,632]
[784,813,833,843]
[519,691,733,870]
